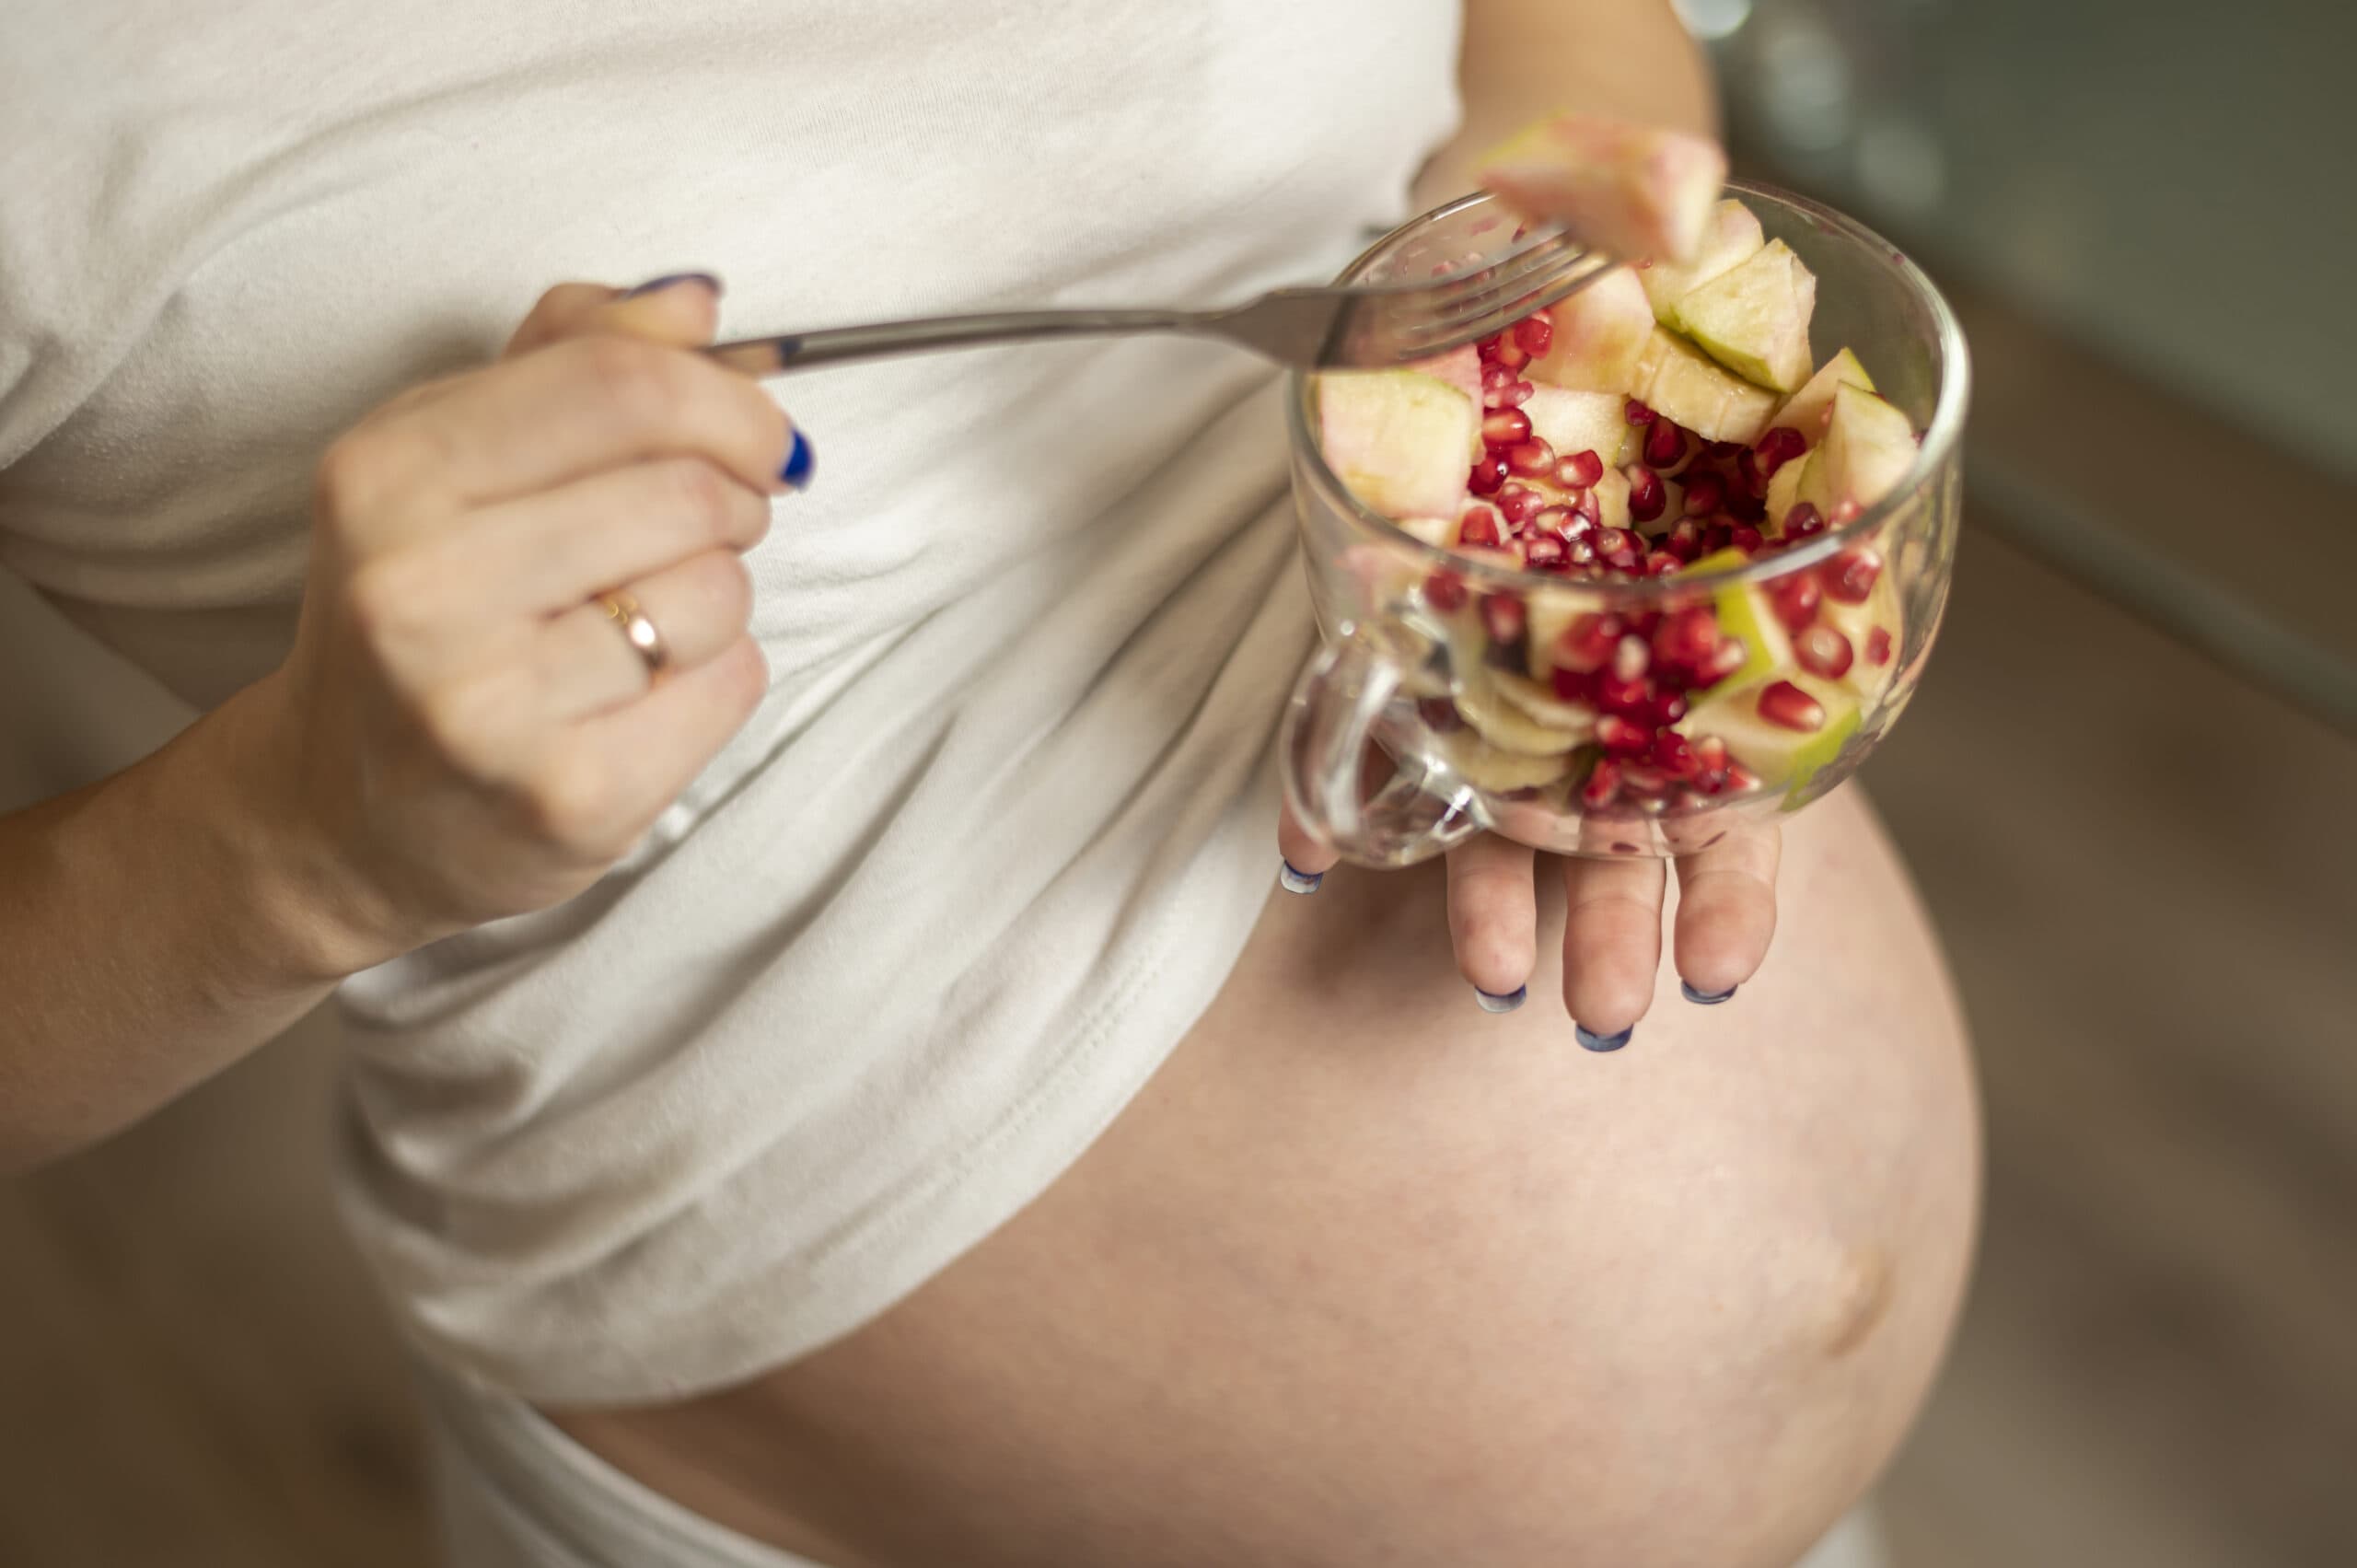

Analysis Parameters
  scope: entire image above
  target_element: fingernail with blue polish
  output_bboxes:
[1278,860,1323,895]
[1474,984,1527,1015]
[621,272,722,299]
[1681,980,1737,1005]
[1575,1023,1634,1051]
[780,429,815,491]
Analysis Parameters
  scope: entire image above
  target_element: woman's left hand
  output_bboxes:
[1276,813,1781,1049]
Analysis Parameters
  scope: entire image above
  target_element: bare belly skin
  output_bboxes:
[552,786,1980,1568]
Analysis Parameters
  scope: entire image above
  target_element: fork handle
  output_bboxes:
[707,308,1197,377]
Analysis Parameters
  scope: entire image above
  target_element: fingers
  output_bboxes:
[1671,824,1781,1003]
[460,457,772,616]
[1559,854,1666,1048]
[537,549,755,721]
[504,274,723,357]
[1446,834,1539,1007]
[528,636,771,861]
[1276,803,1340,893]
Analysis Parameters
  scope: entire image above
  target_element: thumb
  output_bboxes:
[503,272,725,358]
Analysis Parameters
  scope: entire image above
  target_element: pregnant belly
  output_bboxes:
[555,787,1980,1568]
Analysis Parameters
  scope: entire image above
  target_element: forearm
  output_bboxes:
[0,675,364,1171]
[1417,0,1717,210]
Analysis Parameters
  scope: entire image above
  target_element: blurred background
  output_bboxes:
[5,1,2353,1563]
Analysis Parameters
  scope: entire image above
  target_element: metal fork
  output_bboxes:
[705,226,1611,377]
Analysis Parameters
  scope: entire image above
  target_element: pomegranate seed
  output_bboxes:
[1526,504,1571,535]
[1476,330,1504,360]
[1765,571,1822,632]
[1643,419,1686,469]
[1416,696,1463,732]
[1680,470,1725,516]
[1701,523,1735,554]
[1554,612,1623,674]
[1565,534,1596,565]
[1624,609,1662,638]
[1652,606,1723,668]
[1523,533,1567,568]
[1794,623,1854,679]
[1499,379,1535,408]
[1754,425,1807,477]
[1493,336,1531,372]
[1620,763,1674,798]
[1729,523,1765,553]
[1505,437,1557,477]
[1865,626,1894,667]
[1650,689,1689,726]
[1693,734,1729,772]
[1612,633,1651,681]
[1823,547,1883,604]
[1653,731,1701,779]
[1593,672,1653,720]
[1644,551,1682,576]
[1724,483,1767,522]
[1595,528,1643,570]
[1481,593,1527,647]
[1550,665,1590,703]
[1457,505,1504,547]
[1567,487,1602,527]
[1695,634,1749,687]
[1722,762,1761,794]
[1495,484,1543,525]
[1596,714,1653,756]
[1480,407,1532,446]
[1829,498,1864,525]
[1581,758,1624,809]
[1736,448,1768,498]
[1782,501,1824,538]
[1625,399,1657,426]
[1663,531,1703,564]
[1424,571,1469,611]
[1556,448,1605,489]
[1757,679,1827,732]
[1626,467,1666,523]
[1480,362,1513,393]
[1512,313,1554,357]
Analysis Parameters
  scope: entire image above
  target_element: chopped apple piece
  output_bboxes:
[1680,547,1793,694]
[1664,239,1817,393]
[1477,112,1726,262]
[1527,267,1652,392]
[1453,668,1590,755]
[1592,466,1632,533]
[1764,456,1807,536]
[1408,344,1482,410]
[1489,669,1601,734]
[1679,673,1861,792]
[1820,575,1902,703]
[1797,383,1916,518]
[1317,369,1477,521]
[1768,347,1875,444]
[1520,387,1631,468]
[1436,727,1581,793]
[1630,327,1777,444]
[1638,198,1765,314]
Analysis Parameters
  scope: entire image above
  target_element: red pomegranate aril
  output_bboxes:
[1612,633,1651,681]
[1626,467,1666,523]
[1457,505,1504,547]
[1581,757,1624,809]
[1480,361,1513,393]
[1625,399,1657,427]
[1829,498,1864,525]
[1596,713,1654,756]
[1644,550,1683,576]
[1567,487,1602,528]
[1794,623,1854,679]
[1565,534,1596,566]
[1480,407,1532,446]
[1650,689,1689,726]
[1696,634,1749,687]
[1523,533,1568,568]
[1480,593,1528,647]
[1643,419,1686,469]
[1550,665,1589,703]
[1623,608,1661,639]
[1469,453,1509,494]
[1416,696,1463,732]
[1424,570,1469,611]
[1823,547,1883,604]
[1593,671,1652,719]
[1652,605,1723,668]
[1492,336,1531,372]
[1753,425,1807,478]
[1782,500,1824,538]
[1595,528,1643,570]
[1477,329,1504,360]
[1525,504,1571,534]
[1499,379,1535,408]
[1758,679,1827,732]
[1556,448,1605,489]
[1680,470,1725,517]
[1722,761,1761,795]
[1618,764,1670,798]
[1729,523,1765,553]
[1495,483,1543,525]
[1554,611,1623,674]
[1504,437,1557,477]
[1653,730,1701,780]
[1724,483,1767,522]
[1512,312,1555,357]
[1766,571,1822,632]
[1693,734,1729,773]
[1663,531,1703,564]
[1736,447,1767,499]
[1865,626,1894,667]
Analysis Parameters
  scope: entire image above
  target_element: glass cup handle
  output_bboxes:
[1280,626,1482,868]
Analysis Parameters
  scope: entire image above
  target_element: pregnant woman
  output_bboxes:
[0,2,1976,1564]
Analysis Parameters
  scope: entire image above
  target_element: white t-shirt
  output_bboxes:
[0,0,1461,1401]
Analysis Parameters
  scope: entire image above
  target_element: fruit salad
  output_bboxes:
[1309,116,1926,823]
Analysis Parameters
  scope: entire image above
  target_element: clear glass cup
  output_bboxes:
[1281,180,1969,865]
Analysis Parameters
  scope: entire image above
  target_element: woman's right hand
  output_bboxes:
[253,274,801,973]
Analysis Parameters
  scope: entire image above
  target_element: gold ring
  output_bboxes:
[596,589,668,674]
